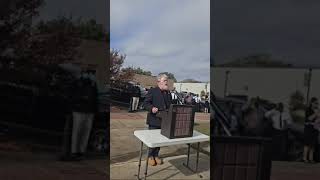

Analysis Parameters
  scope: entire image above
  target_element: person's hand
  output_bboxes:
[152,107,158,114]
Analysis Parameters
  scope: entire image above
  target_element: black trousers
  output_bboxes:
[272,129,288,161]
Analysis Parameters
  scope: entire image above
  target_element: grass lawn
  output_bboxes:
[194,122,210,136]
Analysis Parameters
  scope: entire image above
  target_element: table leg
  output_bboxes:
[186,143,191,166]
[144,147,149,180]
[182,143,203,178]
[183,143,191,169]
[195,142,200,173]
[136,142,143,179]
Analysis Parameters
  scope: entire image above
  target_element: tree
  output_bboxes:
[122,66,152,76]
[23,17,82,65]
[77,19,106,41]
[110,49,133,81]
[159,72,177,82]
[289,90,306,111]
[0,0,44,58]
[217,53,292,68]
[20,17,107,65]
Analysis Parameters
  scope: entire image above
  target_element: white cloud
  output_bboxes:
[111,0,210,81]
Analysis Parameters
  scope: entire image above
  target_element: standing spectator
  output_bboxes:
[242,98,266,136]
[194,94,200,112]
[192,94,197,102]
[129,84,140,112]
[242,107,257,136]
[132,85,141,111]
[228,103,239,135]
[313,112,320,162]
[68,76,97,160]
[265,103,292,160]
[197,94,201,103]
[303,97,319,163]
[204,95,209,113]
[171,88,178,104]
[185,92,193,105]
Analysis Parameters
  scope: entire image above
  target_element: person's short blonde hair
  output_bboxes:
[157,73,168,81]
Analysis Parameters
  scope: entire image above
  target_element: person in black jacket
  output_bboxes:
[143,73,172,166]
[68,76,97,160]
[129,84,141,112]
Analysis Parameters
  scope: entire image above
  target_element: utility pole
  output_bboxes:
[223,70,230,98]
[306,68,312,105]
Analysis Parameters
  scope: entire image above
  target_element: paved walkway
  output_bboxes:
[111,155,210,180]
[110,111,210,163]
[110,111,210,179]
[271,161,320,180]
[0,124,108,180]
[0,150,108,180]
[111,111,320,180]
[5,109,319,180]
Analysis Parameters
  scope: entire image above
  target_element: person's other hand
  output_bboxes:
[152,107,158,113]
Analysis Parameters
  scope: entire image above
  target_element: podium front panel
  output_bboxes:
[161,104,195,139]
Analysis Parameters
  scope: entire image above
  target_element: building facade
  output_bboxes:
[131,74,175,90]
[174,82,210,96]
[211,67,320,105]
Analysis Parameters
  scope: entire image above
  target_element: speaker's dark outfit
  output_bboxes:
[143,86,172,157]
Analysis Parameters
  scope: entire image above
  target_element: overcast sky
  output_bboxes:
[111,0,210,82]
[212,0,320,68]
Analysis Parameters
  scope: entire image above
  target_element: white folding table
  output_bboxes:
[134,129,209,180]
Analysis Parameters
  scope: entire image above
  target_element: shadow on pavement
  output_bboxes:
[168,156,210,176]
[111,143,210,164]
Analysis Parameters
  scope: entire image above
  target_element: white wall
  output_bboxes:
[174,82,210,96]
[211,67,319,106]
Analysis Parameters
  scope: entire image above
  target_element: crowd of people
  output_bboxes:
[217,96,320,162]
[127,84,210,113]
[170,89,209,111]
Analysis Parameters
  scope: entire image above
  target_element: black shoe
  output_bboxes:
[301,159,308,163]
[76,153,86,160]
[59,155,72,161]
[59,155,79,161]
[68,153,83,161]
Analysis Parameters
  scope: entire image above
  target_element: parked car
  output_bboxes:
[110,80,147,109]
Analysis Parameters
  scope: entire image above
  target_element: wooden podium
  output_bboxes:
[156,104,195,139]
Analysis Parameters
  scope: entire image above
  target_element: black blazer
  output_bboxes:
[143,87,172,127]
